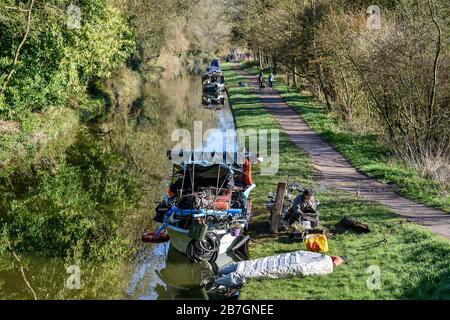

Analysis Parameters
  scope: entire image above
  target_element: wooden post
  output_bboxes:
[287,74,290,92]
[270,182,287,234]
[293,65,297,87]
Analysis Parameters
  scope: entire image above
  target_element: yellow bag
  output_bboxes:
[305,234,329,253]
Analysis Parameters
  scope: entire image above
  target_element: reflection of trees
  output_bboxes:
[128,0,233,79]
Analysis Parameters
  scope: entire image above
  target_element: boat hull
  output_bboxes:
[166,224,240,256]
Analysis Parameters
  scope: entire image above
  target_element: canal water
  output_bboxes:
[0,74,243,300]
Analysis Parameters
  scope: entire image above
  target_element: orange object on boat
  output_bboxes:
[142,231,170,243]
[213,190,231,210]
[214,201,230,210]
[243,158,253,187]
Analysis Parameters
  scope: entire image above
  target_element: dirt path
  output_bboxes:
[232,64,450,239]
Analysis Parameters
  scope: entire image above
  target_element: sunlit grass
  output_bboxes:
[240,62,449,212]
[223,63,450,300]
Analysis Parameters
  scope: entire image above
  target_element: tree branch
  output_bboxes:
[427,0,441,144]
[1,0,35,94]
[5,238,38,300]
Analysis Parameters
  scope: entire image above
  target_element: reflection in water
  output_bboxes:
[125,244,169,300]
[156,249,243,300]
[124,75,244,300]
[138,76,237,154]
[0,73,244,300]
[125,243,245,300]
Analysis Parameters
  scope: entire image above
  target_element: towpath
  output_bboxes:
[232,64,450,239]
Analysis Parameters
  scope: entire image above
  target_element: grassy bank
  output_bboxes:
[223,63,450,300]
[240,62,450,213]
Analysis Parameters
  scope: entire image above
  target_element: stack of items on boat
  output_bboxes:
[202,93,225,111]
[202,58,226,110]
[148,151,256,263]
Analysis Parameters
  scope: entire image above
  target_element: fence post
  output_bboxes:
[270,182,287,234]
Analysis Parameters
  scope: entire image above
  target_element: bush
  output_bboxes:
[0,0,135,118]
[3,130,139,260]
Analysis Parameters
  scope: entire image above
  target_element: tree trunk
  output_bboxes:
[259,50,263,70]
[272,57,277,73]
[1,0,35,94]
[311,0,332,110]
[427,0,442,148]
[293,65,297,87]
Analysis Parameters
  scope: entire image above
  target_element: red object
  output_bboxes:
[331,256,344,267]
[214,190,231,210]
[167,188,176,198]
[215,190,232,202]
[308,242,321,253]
[142,231,170,243]
[214,201,230,210]
[243,158,253,187]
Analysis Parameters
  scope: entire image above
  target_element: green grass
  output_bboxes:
[223,63,450,300]
[240,61,450,213]
[225,70,315,217]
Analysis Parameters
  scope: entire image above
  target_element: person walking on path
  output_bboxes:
[258,72,264,91]
[269,72,275,93]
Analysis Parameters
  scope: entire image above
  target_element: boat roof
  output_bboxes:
[167,150,256,170]
[211,59,221,67]
[175,162,243,177]
[205,67,222,74]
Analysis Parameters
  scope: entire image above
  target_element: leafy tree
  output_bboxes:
[0,0,135,118]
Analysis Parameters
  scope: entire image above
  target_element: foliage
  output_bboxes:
[0,0,135,118]
[227,0,450,192]
[242,62,450,212]
[124,0,231,79]
[0,0,235,264]
[2,129,139,260]
[223,63,450,300]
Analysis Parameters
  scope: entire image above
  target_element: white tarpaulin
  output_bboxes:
[215,250,334,288]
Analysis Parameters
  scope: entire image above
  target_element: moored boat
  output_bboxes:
[202,58,226,93]
[151,151,257,263]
